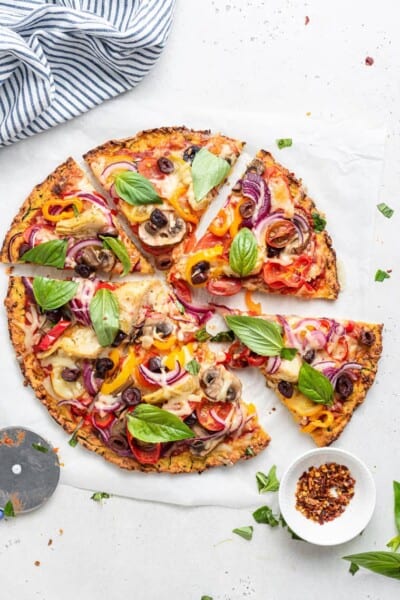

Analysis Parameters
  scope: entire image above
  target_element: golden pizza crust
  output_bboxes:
[0,157,153,275]
[265,322,383,446]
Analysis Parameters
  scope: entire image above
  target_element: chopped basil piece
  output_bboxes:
[91,492,111,502]
[201,596,213,600]
[195,327,211,342]
[276,138,293,150]
[100,236,131,276]
[3,500,15,518]
[192,148,231,202]
[32,277,78,311]
[68,433,78,447]
[349,562,360,576]
[375,269,390,282]
[298,361,334,405]
[127,405,195,443]
[256,465,280,493]
[210,330,235,343]
[229,227,258,276]
[252,505,279,527]
[386,536,400,552]
[185,359,200,376]
[245,446,255,457]
[114,171,162,206]
[20,239,68,268]
[311,212,327,232]
[232,526,253,541]
[377,202,394,219]
[280,347,297,361]
[32,442,49,453]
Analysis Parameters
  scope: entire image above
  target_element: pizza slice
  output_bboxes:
[170,150,339,299]
[0,157,152,276]
[5,276,269,472]
[83,127,244,271]
[222,313,382,446]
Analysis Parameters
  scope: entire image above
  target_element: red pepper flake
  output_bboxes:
[34,561,41,567]
[305,16,310,25]
[295,462,355,524]
[48,539,53,546]
[365,56,374,66]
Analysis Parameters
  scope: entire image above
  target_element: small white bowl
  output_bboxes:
[278,447,376,546]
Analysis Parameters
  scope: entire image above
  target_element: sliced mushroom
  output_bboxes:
[55,207,109,238]
[246,158,265,176]
[80,246,116,273]
[141,315,175,341]
[51,366,84,400]
[138,209,187,247]
[199,365,242,403]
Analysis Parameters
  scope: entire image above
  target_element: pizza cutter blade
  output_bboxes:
[0,427,60,515]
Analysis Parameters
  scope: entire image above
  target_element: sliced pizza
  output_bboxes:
[222,313,382,446]
[0,157,152,276]
[84,127,244,271]
[5,276,269,472]
[170,150,339,299]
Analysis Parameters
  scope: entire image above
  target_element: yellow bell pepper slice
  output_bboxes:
[168,185,199,225]
[245,290,261,315]
[229,201,244,238]
[42,198,83,222]
[301,410,334,433]
[101,348,137,395]
[209,208,232,237]
[106,348,121,378]
[152,335,177,352]
[163,343,195,371]
[185,245,224,285]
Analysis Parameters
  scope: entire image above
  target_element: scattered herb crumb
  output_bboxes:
[365,56,374,66]
[48,539,53,547]
[276,138,293,150]
[232,526,253,541]
[91,491,111,502]
[256,465,280,493]
[349,562,360,575]
[245,446,255,457]
[59,528,63,536]
[377,202,394,218]
[32,442,49,453]
[375,269,391,282]
[312,212,326,232]
[34,561,41,567]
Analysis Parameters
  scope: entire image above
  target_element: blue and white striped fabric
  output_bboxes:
[0,0,175,146]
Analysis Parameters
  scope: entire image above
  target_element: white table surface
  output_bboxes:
[1,1,400,598]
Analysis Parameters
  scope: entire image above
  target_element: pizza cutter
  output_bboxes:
[0,427,60,516]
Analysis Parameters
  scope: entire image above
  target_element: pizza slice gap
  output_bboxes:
[6,275,269,472]
[83,127,245,272]
[222,313,382,446]
[0,157,153,277]
[169,149,340,300]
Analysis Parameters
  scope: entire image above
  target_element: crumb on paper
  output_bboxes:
[365,56,374,66]
[305,16,310,25]
[306,111,311,117]
[58,528,63,536]
[48,539,53,546]
[34,561,40,567]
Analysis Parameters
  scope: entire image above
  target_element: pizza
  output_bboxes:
[5,276,270,472]
[0,157,152,277]
[84,127,244,270]
[170,150,339,299]
[222,313,382,446]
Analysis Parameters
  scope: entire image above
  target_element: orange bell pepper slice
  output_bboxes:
[244,290,261,315]
[42,198,83,222]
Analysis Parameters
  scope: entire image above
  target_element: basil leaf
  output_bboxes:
[256,465,280,493]
[192,148,230,202]
[91,492,111,502]
[386,536,400,552]
[377,202,394,219]
[298,362,334,405]
[312,212,326,232]
[3,500,15,518]
[232,526,253,541]
[114,171,162,206]
[252,505,279,527]
[276,138,293,149]
[20,239,67,268]
[195,327,211,342]
[100,236,131,276]
[32,442,49,453]
[201,596,213,600]
[68,433,78,447]
[33,277,78,311]
[185,358,200,376]
[375,269,390,282]
[229,227,258,276]
[126,405,195,443]
[349,563,360,576]
[394,481,400,533]
[210,330,235,343]
[342,552,400,580]
[89,288,119,346]
[280,347,297,361]
[225,315,284,356]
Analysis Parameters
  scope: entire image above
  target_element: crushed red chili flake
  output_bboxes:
[295,462,355,524]
[365,56,374,66]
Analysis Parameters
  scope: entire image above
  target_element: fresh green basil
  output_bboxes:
[343,552,400,580]
[256,465,280,493]
[229,227,258,276]
[3,500,15,518]
[232,526,253,541]
[195,327,211,342]
[375,269,390,282]
[91,492,111,502]
[225,315,284,357]
[20,239,67,268]
[33,277,78,311]
[377,202,394,219]
[349,562,360,576]
[298,362,334,405]
[185,358,200,376]
[252,505,279,527]
[32,442,49,453]
[89,288,120,346]
[312,212,326,232]
[114,171,162,206]
[387,536,400,552]
[210,330,235,343]
[68,433,78,447]
[192,148,231,202]
[276,138,293,150]
[201,596,213,600]
[386,481,400,551]
[100,236,131,276]
[280,347,298,361]
[126,405,195,443]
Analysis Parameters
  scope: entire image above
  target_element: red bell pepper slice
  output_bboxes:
[35,319,71,352]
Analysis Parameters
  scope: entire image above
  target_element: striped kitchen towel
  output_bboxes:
[0,0,175,147]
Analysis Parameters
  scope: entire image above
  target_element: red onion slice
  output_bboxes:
[330,362,363,387]
[139,361,186,386]
[82,361,101,396]
[65,238,103,266]
[241,172,271,227]
[172,285,215,325]
[101,161,138,179]
[265,355,281,374]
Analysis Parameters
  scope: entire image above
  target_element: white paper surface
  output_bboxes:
[0,106,385,507]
